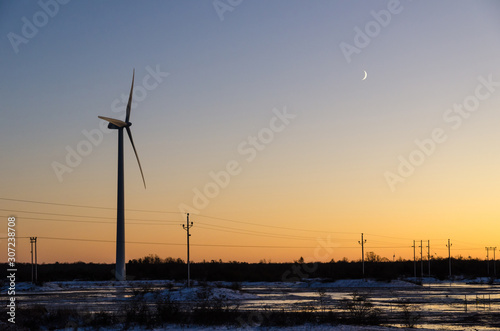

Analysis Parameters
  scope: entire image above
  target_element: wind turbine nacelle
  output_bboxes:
[108,122,131,130]
[108,123,120,130]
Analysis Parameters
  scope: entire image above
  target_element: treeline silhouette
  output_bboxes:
[2,254,496,282]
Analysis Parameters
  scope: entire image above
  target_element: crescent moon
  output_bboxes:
[362,70,367,81]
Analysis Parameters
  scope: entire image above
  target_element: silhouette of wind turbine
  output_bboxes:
[98,69,146,281]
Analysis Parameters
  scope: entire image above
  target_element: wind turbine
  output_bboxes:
[98,69,146,281]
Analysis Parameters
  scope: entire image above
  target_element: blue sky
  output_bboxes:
[1,1,500,263]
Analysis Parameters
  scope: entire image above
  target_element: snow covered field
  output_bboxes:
[2,278,499,330]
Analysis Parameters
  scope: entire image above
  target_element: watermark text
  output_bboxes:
[7,217,17,324]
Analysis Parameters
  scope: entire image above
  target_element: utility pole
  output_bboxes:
[358,233,366,278]
[412,240,416,279]
[447,239,452,279]
[427,240,431,277]
[35,237,38,283]
[485,247,490,275]
[493,247,497,277]
[485,247,494,276]
[30,237,37,284]
[419,240,423,278]
[182,214,194,287]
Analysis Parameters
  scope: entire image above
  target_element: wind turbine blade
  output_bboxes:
[126,126,146,189]
[98,116,127,127]
[125,69,135,123]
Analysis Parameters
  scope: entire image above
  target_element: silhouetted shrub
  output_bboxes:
[340,292,382,325]
[398,299,421,328]
[17,304,48,330]
[123,295,156,328]
[190,286,240,325]
[155,292,182,324]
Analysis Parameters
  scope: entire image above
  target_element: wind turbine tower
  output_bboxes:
[99,69,146,281]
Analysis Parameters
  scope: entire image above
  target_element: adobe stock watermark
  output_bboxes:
[384,74,499,192]
[178,106,296,215]
[213,0,243,21]
[339,0,410,64]
[51,65,169,182]
[7,0,71,54]
[7,216,17,324]
[236,234,338,327]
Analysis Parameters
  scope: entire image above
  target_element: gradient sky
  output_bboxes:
[1,0,500,264]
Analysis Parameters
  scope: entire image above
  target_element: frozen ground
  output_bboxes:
[8,276,498,292]
[104,324,427,331]
[2,278,499,330]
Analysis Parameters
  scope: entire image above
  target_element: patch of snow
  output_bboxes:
[155,286,258,301]
[308,279,418,288]
[109,324,424,331]
[466,277,498,284]
[134,285,258,302]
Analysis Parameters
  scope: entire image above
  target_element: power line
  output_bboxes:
[0,197,361,235]
[0,197,448,245]
[0,215,180,226]
[198,224,360,241]
[0,197,179,214]
[0,236,409,249]
[364,233,412,241]
[1,208,428,243]
[0,213,355,241]
[3,206,404,241]
[196,214,358,235]
[5,215,419,246]
[453,239,486,247]
[3,198,488,252]
[196,225,313,241]
[0,208,178,222]
[452,248,485,251]
[3,205,345,239]
[0,210,386,241]
[367,239,404,245]
[196,222,321,240]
